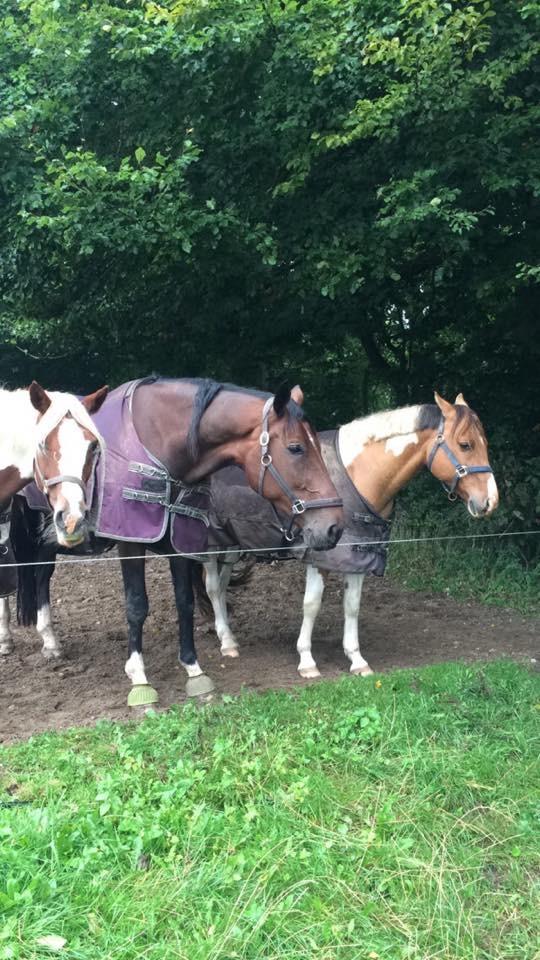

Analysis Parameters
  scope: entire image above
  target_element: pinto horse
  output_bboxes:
[9,378,343,703]
[0,380,107,652]
[200,392,499,677]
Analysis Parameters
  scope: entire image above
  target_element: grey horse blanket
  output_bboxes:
[20,379,210,555]
[210,430,391,575]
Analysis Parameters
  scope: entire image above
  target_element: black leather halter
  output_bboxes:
[427,414,493,500]
[257,396,343,542]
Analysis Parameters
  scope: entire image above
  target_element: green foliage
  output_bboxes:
[0,662,539,958]
[0,0,538,574]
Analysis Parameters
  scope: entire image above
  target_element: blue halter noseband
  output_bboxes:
[426,414,493,500]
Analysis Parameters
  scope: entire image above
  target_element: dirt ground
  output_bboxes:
[0,555,538,743]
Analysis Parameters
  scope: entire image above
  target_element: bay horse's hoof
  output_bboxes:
[127,684,159,708]
[221,646,240,658]
[185,674,215,698]
[298,667,321,679]
[351,665,374,677]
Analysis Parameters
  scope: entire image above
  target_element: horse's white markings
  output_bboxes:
[183,661,203,678]
[487,473,499,512]
[37,604,62,657]
[55,418,91,521]
[385,432,419,457]
[205,558,239,656]
[342,574,372,674]
[0,598,14,655]
[125,651,149,686]
[297,565,325,678]
[338,407,422,468]
[0,389,40,478]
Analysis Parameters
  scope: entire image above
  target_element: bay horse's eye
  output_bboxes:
[287,442,305,455]
[459,441,472,451]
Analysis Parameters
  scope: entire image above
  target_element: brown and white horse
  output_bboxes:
[203,392,499,677]
[0,380,108,654]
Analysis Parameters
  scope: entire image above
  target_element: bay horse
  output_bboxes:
[200,392,499,677]
[0,380,108,652]
[9,378,344,704]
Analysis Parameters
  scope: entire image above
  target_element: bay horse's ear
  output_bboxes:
[434,391,455,418]
[290,385,304,406]
[29,381,52,415]
[273,383,291,418]
[454,392,468,407]
[82,385,109,414]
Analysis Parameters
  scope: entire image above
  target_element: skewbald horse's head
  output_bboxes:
[30,381,108,547]
[429,392,499,518]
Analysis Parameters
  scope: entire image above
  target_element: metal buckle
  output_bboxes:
[448,491,457,501]
[456,465,468,478]
[292,500,306,515]
[436,433,444,443]
[261,452,272,467]
[284,529,296,542]
[259,430,269,447]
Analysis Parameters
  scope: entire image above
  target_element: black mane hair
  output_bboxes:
[182,378,306,460]
[415,403,477,435]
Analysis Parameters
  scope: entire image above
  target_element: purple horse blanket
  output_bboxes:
[22,379,210,556]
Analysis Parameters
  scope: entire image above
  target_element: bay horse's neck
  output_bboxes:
[0,390,39,502]
[132,380,263,482]
[338,405,437,517]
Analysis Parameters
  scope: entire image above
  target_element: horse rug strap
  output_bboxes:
[0,501,17,597]
[89,378,210,554]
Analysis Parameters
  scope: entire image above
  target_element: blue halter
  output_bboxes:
[426,414,493,500]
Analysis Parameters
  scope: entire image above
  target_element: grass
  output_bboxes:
[0,661,539,959]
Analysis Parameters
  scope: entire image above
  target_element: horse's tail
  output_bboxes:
[192,561,214,620]
[10,498,41,626]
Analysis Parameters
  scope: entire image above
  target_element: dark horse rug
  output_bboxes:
[209,430,391,575]
[20,378,210,555]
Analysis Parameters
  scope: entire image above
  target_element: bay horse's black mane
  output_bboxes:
[152,377,306,461]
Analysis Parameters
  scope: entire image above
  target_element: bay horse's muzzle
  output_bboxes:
[302,514,344,551]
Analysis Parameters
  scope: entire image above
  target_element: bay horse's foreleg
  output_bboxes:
[204,552,240,657]
[296,564,325,679]
[342,573,372,675]
[119,543,158,707]
[36,554,63,660]
[169,556,214,698]
[0,598,14,655]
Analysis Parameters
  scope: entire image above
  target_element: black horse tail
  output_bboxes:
[10,497,40,627]
[192,561,214,620]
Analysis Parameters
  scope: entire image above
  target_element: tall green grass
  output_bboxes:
[388,478,540,614]
[1,661,539,959]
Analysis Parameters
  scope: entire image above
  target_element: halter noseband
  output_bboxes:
[426,414,493,500]
[258,396,343,542]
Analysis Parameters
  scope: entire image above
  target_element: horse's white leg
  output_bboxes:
[342,573,372,675]
[37,603,63,660]
[0,598,14,655]
[297,565,325,679]
[205,557,239,657]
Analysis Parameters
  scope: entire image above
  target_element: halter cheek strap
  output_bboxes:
[427,414,493,499]
[258,396,343,542]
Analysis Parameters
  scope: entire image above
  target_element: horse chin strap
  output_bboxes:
[257,396,343,542]
[426,414,493,500]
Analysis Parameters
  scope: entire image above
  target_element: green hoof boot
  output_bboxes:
[185,674,215,698]
[127,684,159,708]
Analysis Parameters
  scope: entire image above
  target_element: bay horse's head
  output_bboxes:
[428,392,499,517]
[243,385,344,550]
[30,381,109,547]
